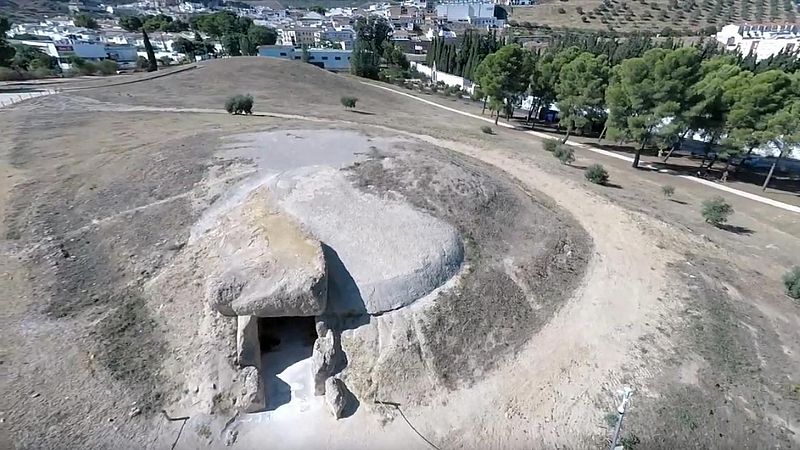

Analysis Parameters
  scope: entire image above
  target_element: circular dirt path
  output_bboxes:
[7,97,675,448]
[211,112,678,448]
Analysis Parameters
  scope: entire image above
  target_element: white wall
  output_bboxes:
[410,61,475,94]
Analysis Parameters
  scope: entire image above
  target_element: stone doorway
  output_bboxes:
[257,317,317,411]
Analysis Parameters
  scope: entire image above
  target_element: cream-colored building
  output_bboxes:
[716,24,800,61]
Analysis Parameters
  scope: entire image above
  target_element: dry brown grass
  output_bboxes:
[510,0,799,34]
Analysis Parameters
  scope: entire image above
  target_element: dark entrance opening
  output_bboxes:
[257,316,317,411]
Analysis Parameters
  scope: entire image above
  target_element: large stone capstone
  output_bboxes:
[267,167,464,315]
[200,186,327,317]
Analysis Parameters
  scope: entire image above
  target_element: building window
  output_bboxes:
[726,37,735,46]
[294,56,301,60]
[335,56,341,60]
[280,52,287,56]
[322,56,328,60]
[309,56,315,60]
[347,56,351,60]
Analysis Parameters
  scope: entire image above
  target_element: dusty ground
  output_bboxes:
[1,58,799,449]
[344,143,589,392]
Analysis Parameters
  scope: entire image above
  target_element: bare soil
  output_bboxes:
[2,58,798,449]
[347,143,590,389]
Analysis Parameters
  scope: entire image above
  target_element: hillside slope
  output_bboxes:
[78,57,487,140]
[3,56,800,450]
[511,0,799,34]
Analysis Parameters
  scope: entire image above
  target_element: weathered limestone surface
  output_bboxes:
[267,167,463,315]
[238,366,265,413]
[200,187,327,317]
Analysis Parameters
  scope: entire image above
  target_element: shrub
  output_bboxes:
[0,67,26,81]
[558,7,567,13]
[783,267,800,300]
[135,56,149,70]
[544,140,558,152]
[30,67,56,78]
[444,85,462,97]
[96,60,118,75]
[340,96,358,108]
[225,94,254,115]
[76,62,98,76]
[701,196,733,226]
[554,145,575,165]
[585,164,609,184]
[661,185,675,198]
[481,125,493,134]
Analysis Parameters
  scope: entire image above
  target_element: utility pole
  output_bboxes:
[609,387,633,450]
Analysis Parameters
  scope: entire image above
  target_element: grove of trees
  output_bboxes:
[351,16,394,79]
[1,16,62,80]
[425,31,502,80]
[472,35,800,189]
[347,16,413,82]
[188,11,277,56]
[474,44,533,124]
[119,16,159,72]
[73,13,99,30]
[172,35,216,60]
[0,17,14,67]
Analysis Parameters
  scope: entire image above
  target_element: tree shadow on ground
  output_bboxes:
[348,110,375,116]
[717,224,754,235]
[641,160,800,196]
[669,198,689,205]
[601,182,623,189]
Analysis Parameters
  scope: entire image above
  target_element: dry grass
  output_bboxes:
[510,0,799,34]
[4,57,800,449]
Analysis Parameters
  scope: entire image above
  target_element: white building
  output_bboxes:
[435,1,502,27]
[716,24,800,61]
[495,0,533,5]
[278,27,319,46]
[18,39,138,70]
[177,2,209,13]
[425,28,458,39]
[320,27,355,49]
[258,45,352,71]
[326,7,355,18]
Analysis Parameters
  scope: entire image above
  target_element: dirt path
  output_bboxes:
[361,82,800,215]
[62,100,675,446]
[6,92,795,448]
[357,135,676,447]
[217,120,676,448]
